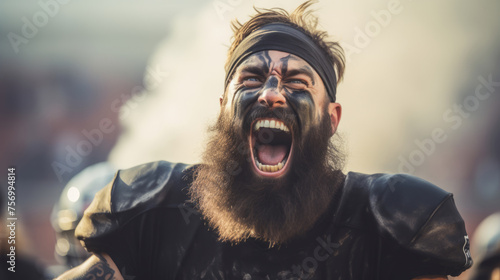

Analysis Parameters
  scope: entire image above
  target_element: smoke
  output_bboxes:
[108,0,500,176]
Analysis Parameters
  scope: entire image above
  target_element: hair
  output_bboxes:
[225,0,345,87]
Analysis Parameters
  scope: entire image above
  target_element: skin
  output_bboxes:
[222,50,341,179]
[492,267,500,280]
[55,253,124,280]
[222,50,341,139]
[56,50,448,279]
[413,277,448,280]
[221,50,342,178]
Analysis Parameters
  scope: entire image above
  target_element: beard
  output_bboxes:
[189,104,345,246]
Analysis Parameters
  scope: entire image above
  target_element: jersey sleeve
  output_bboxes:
[369,173,473,279]
[74,161,201,278]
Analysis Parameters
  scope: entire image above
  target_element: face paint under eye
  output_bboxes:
[232,87,260,119]
[282,87,317,138]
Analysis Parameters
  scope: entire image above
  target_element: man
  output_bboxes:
[57,1,472,279]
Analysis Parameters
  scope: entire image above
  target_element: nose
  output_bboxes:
[258,84,286,108]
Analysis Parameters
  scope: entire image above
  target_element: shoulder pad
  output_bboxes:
[369,173,450,245]
[369,173,472,270]
[111,161,196,214]
[75,161,198,246]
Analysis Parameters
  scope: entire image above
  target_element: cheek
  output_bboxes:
[286,91,317,135]
[230,88,260,123]
[314,97,328,123]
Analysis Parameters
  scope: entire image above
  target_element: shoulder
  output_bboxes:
[345,171,449,202]
[364,172,452,245]
[343,172,472,274]
[340,172,450,231]
[343,172,451,226]
[75,161,200,249]
[110,161,198,213]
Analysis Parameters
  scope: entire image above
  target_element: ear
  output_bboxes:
[219,95,224,107]
[328,102,342,135]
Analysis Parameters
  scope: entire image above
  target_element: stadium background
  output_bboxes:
[1,0,499,278]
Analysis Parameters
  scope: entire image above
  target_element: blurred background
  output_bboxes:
[0,0,499,278]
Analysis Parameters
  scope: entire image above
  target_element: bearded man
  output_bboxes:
[57,2,472,280]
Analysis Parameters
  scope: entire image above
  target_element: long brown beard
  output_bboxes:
[189,106,345,246]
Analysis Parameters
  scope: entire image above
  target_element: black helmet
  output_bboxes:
[51,162,116,267]
[470,212,500,280]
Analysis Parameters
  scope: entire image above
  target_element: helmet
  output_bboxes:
[51,162,116,267]
[470,212,500,280]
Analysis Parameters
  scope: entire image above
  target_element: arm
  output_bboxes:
[55,253,124,280]
[412,276,447,280]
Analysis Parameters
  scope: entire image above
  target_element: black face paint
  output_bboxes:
[277,53,318,139]
[267,76,279,89]
[225,23,338,102]
[193,64,342,243]
[230,50,321,143]
[256,51,272,74]
[231,87,260,138]
[191,94,344,246]
[283,87,316,141]
[279,54,291,77]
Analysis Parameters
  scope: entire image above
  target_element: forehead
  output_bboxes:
[237,50,318,76]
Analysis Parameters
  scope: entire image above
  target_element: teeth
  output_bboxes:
[255,157,287,172]
[253,119,290,133]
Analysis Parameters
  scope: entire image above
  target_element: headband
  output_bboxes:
[224,23,338,102]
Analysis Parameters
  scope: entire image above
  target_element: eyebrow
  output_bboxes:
[238,56,316,83]
[285,66,316,84]
[238,65,268,78]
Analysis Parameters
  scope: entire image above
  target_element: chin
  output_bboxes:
[190,106,345,245]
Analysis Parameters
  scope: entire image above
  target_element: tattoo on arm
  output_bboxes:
[78,254,116,280]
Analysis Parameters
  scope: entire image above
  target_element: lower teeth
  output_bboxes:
[255,158,287,172]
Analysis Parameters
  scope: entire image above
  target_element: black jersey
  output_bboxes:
[75,161,472,280]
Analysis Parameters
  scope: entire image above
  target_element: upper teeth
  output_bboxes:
[254,119,289,132]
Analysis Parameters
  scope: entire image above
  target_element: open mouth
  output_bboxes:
[249,118,293,178]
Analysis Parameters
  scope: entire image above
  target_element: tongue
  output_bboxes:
[257,145,287,165]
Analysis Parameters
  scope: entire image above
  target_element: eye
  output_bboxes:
[245,77,260,82]
[242,76,263,87]
[285,79,308,87]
